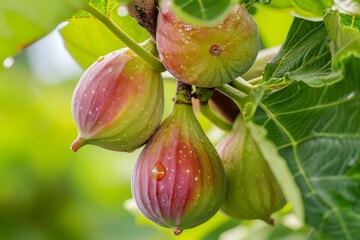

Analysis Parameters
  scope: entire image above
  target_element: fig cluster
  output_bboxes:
[69,0,284,236]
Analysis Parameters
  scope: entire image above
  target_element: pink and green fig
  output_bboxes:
[216,115,286,224]
[71,41,164,152]
[156,0,259,88]
[131,82,226,235]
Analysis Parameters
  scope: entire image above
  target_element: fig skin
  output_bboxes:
[71,42,164,152]
[131,83,226,235]
[156,0,259,88]
[216,115,286,223]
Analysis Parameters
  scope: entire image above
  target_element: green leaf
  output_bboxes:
[0,0,87,69]
[74,0,118,18]
[255,16,360,239]
[338,13,360,29]
[268,0,293,8]
[290,0,333,19]
[324,11,360,67]
[263,18,343,87]
[60,0,150,69]
[170,0,237,26]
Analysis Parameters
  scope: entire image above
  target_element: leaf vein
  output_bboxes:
[259,102,354,239]
[268,22,324,80]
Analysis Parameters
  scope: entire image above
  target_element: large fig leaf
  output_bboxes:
[60,0,149,69]
[252,16,360,239]
[170,0,237,26]
[0,0,87,70]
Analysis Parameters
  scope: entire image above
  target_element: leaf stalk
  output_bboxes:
[216,84,248,110]
[199,104,232,131]
[83,3,165,72]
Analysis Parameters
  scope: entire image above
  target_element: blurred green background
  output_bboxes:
[0,4,310,240]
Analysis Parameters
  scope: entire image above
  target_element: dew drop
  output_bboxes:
[152,161,166,181]
[210,45,221,56]
[3,56,15,68]
[183,24,192,31]
[97,56,105,62]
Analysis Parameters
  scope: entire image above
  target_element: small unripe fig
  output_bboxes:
[131,83,225,235]
[71,41,164,152]
[216,115,286,224]
[156,0,259,88]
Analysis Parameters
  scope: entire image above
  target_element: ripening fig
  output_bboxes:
[71,40,164,152]
[216,115,286,224]
[156,0,259,88]
[131,82,226,235]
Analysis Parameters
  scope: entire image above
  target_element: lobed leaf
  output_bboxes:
[254,15,360,239]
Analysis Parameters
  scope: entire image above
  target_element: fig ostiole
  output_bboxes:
[156,0,259,88]
[131,82,226,235]
[71,40,164,152]
[216,115,286,224]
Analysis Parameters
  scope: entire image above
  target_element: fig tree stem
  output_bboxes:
[199,104,232,131]
[217,84,248,110]
[83,3,166,72]
[231,77,255,94]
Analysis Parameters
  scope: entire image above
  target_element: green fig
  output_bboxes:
[131,82,226,235]
[71,40,164,152]
[216,115,286,224]
[156,0,259,88]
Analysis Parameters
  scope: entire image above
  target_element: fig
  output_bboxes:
[156,0,259,88]
[216,115,286,224]
[131,82,226,235]
[71,40,164,152]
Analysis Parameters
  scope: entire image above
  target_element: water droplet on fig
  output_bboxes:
[183,24,192,31]
[97,56,105,62]
[152,161,166,181]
